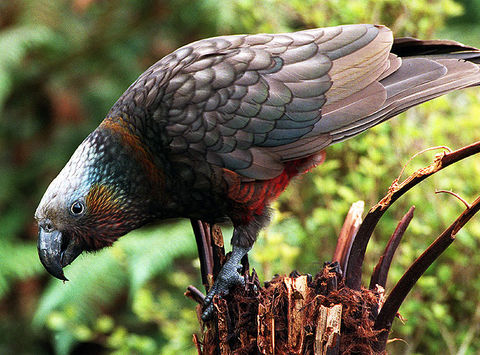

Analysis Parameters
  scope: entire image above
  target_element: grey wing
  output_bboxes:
[312,34,480,144]
[155,24,393,180]
[121,24,480,181]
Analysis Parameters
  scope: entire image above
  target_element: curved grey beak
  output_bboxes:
[37,227,82,281]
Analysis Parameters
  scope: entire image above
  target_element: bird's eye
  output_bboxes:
[70,201,85,216]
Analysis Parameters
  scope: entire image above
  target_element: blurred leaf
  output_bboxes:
[0,240,43,299]
[0,25,57,109]
[32,221,197,354]
[120,221,197,296]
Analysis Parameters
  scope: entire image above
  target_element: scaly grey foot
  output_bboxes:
[201,245,250,321]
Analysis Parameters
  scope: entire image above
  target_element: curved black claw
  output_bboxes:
[201,245,250,321]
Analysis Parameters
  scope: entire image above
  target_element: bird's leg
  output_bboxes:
[201,211,270,320]
[201,243,250,320]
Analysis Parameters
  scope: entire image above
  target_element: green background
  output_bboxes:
[1,0,480,354]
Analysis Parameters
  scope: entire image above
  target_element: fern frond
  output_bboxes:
[53,330,76,355]
[33,247,127,329]
[33,221,198,355]
[0,240,43,299]
[120,221,197,295]
[0,25,57,108]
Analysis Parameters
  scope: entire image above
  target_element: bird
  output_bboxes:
[35,24,480,320]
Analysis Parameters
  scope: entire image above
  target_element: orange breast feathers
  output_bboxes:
[100,118,164,188]
[223,151,326,222]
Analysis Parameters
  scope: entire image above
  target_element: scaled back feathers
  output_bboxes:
[111,24,480,182]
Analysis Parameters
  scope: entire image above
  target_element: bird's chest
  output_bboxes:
[160,159,231,220]
[165,164,292,225]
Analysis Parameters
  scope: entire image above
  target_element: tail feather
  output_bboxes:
[392,37,479,56]
[324,41,480,144]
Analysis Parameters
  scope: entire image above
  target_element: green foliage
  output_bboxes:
[0,25,56,109]
[32,221,198,355]
[208,0,462,36]
[0,240,43,298]
[1,0,480,354]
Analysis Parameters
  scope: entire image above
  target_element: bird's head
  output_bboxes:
[35,125,154,280]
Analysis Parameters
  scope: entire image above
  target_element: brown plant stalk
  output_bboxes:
[373,194,480,350]
[345,141,480,290]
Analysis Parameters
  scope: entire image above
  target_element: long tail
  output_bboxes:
[326,37,480,144]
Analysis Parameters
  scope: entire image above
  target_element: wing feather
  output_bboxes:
[154,24,388,179]
[111,24,480,182]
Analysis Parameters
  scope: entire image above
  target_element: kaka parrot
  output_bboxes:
[35,24,480,319]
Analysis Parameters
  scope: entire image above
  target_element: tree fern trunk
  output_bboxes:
[185,141,480,355]
[194,265,384,354]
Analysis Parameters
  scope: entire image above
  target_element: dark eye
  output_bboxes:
[70,201,85,216]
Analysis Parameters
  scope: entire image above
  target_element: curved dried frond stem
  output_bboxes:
[395,145,452,184]
[190,220,214,288]
[435,189,471,208]
[346,141,480,290]
[373,194,480,350]
[333,200,365,273]
[185,285,206,305]
[369,206,415,290]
